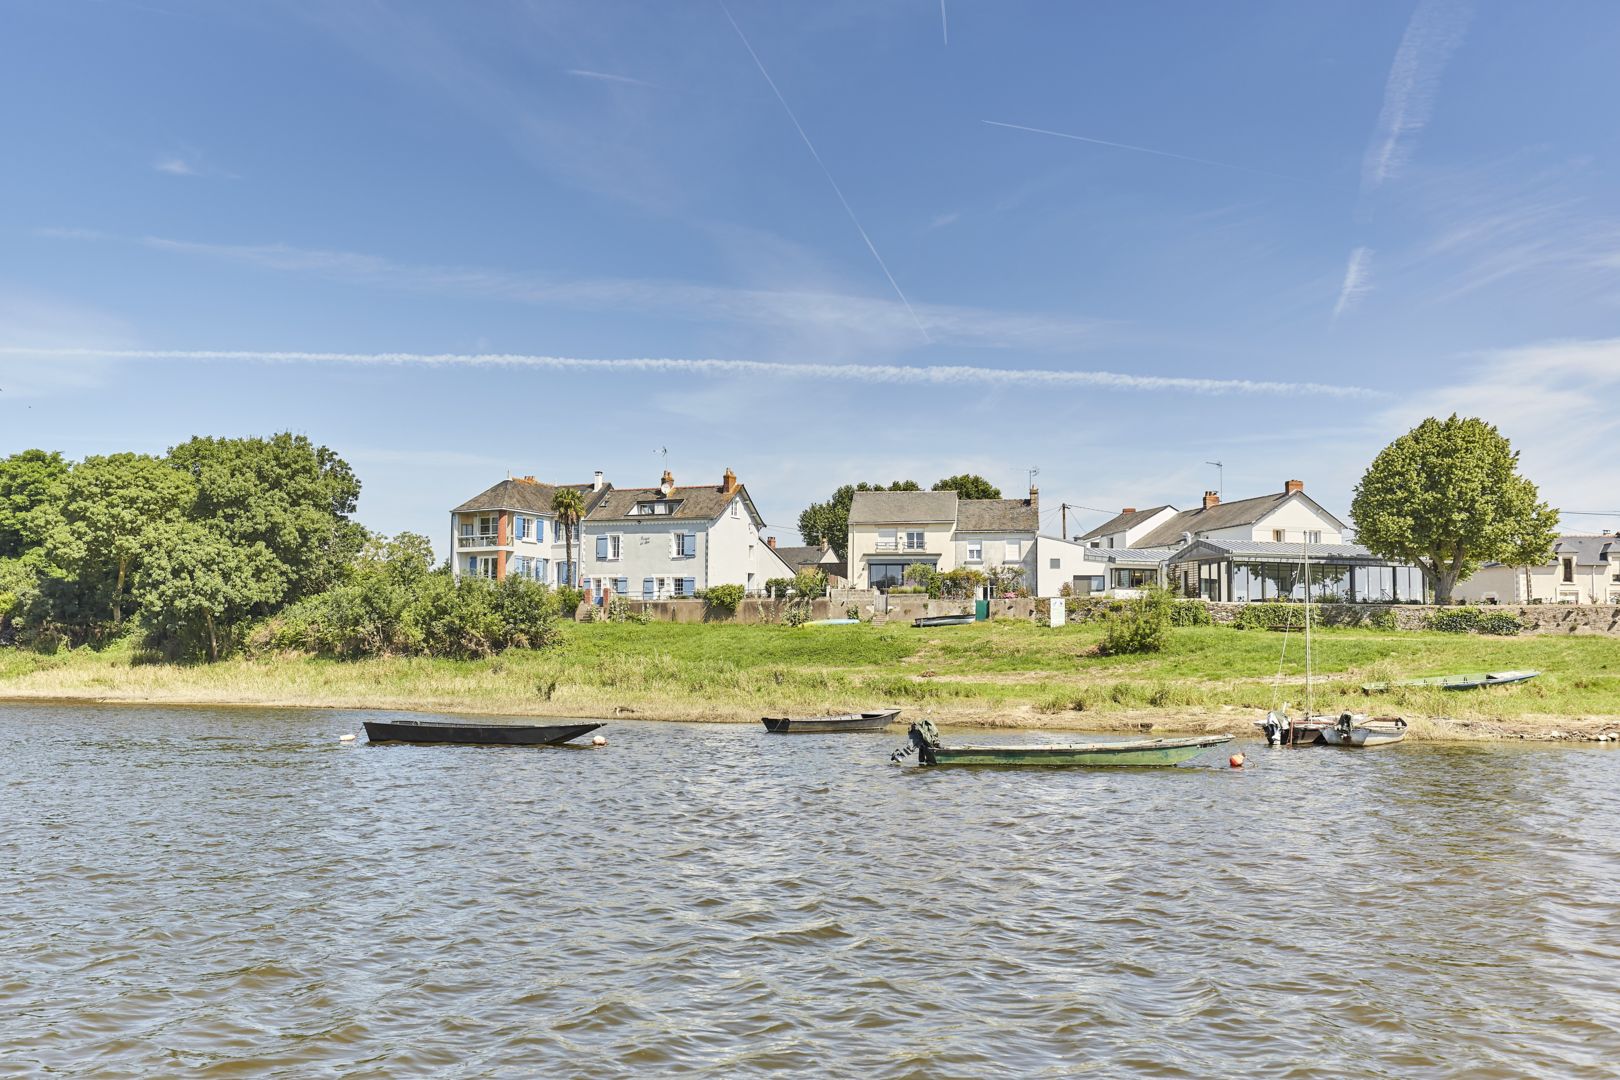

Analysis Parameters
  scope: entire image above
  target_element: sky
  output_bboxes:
[3,0,1619,553]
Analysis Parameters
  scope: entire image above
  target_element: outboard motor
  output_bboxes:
[891,718,941,765]
[1337,712,1357,736]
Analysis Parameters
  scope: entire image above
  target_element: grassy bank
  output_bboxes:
[3,620,1619,741]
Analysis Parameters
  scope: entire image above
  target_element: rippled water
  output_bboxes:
[3,703,1619,1077]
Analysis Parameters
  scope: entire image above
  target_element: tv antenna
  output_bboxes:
[1028,465,1040,491]
[1205,460,1224,496]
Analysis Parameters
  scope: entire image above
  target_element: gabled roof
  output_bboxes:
[585,483,763,527]
[452,479,603,515]
[848,490,958,524]
[1077,505,1174,542]
[955,497,1039,533]
[1135,491,1346,548]
[773,545,833,572]
[1082,545,1178,566]
[1552,534,1618,564]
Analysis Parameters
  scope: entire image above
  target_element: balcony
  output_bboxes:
[874,541,930,553]
[457,534,506,549]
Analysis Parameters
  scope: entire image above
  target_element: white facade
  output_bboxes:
[1034,535,1099,598]
[1452,537,1620,605]
[1082,506,1178,550]
[847,489,1039,591]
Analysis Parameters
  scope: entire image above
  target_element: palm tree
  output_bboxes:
[551,487,586,588]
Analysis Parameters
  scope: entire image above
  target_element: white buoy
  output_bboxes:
[339,733,357,742]
[592,735,607,747]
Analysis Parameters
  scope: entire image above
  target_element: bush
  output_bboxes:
[792,568,829,598]
[1232,602,1308,631]
[1099,586,1174,655]
[703,583,745,616]
[903,563,942,598]
[763,577,793,599]
[1425,607,1523,635]
[1169,600,1212,626]
[555,586,584,617]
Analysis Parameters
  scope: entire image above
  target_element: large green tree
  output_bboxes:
[797,480,920,559]
[167,433,364,608]
[1351,415,1558,604]
[134,521,278,660]
[932,474,1002,500]
[0,449,68,558]
[40,453,197,626]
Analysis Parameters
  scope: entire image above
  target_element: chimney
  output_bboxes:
[1028,485,1039,512]
[519,475,535,484]
[593,470,604,491]
[1202,490,1221,510]
[721,467,738,494]
[1284,479,1304,495]
[1121,507,1136,515]
[659,469,675,496]
[766,536,776,549]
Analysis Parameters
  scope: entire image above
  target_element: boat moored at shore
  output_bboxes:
[363,719,603,746]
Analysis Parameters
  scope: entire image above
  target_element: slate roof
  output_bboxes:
[452,479,602,515]
[1552,534,1618,565]
[1164,539,1394,565]
[847,490,958,524]
[955,497,1039,534]
[585,483,761,526]
[772,546,831,572]
[1082,546,1178,566]
[1134,491,1346,548]
[1077,505,1174,542]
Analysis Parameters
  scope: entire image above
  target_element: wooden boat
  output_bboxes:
[761,709,900,734]
[1317,712,1407,747]
[892,719,1232,767]
[1360,670,1540,692]
[913,613,975,628]
[1254,711,1330,747]
[363,719,602,746]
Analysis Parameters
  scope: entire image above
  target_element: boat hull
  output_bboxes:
[1361,670,1541,692]
[1318,717,1407,747]
[761,710,901,734]
[913,614,975,628]
[363,720,602,746]
[924,734,1233,767]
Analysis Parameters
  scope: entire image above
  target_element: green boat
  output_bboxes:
[891,719,1233,767]
[1360,670,1540,692]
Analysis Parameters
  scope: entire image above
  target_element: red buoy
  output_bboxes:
[1229,752,1245,768]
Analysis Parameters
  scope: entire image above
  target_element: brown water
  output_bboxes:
[3,703,1618,1077]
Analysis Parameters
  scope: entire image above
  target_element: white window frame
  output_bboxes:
[730,501,740,519]
[904,530,925,552]
[1004,539,1022,563]
[966,541,982,563]
[608,534,623,561]
[1272,529,1286,542]
[1305,530,1322,545]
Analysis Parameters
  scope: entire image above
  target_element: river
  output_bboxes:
[2,702,1618,1077]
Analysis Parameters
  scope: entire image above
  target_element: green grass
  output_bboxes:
[3,619,1618,737]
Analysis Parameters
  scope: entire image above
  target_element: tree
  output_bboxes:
[551,487,586,587]
[0,449,68,558]
[1351,415,1559,604]
[796,480,920,559]
[134,521,278,660]
[932,474,1001,500]
[167,433,365,608]
[40,453,196,627]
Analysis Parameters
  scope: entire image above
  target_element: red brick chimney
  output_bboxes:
[1028,485,1039,512]
[1284,479,1304,495]
[1121,507,1136,515]
[1202,491,1221,510]
[721,467,738,494]
[659,470,675,495]
[766,535,776,549]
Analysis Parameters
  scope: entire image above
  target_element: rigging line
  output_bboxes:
[720,2,931,343]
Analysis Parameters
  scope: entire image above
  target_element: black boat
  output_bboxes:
[913,614,975,628]
[761,709,901,734]
[362,719,602,746]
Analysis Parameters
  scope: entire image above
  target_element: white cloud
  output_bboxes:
[566,69,654,88]
[927,211,960,231]
[0,346,1385,399]
[153,156,199,176]
[1362,0,1473,192]
[1331,246,1374,321]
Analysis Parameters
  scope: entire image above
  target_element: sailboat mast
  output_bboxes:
[1303,539,1313,717]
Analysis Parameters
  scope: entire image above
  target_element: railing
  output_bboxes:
[873,541,929,553]
[457,534,504,548]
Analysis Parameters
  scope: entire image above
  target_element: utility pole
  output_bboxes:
[1061,502,1070,540]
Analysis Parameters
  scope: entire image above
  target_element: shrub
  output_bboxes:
[1099,586,1174,655]
[792,568,829,598]
[939,567,986,600]
[555,586,584,618]
[1425,607,1523,635]
[1232,602,1308,631]
[845,604,860,621]
[703,583,745,616]
[1169,600,1212,626]
[763,577,793,599]
[903,563,942,598]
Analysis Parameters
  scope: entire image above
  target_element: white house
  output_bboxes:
[1452,534,1620,605]
[847,488,1040,591]
[579,468,793,600]
[1076,505,1179,550]
[449,472,610,585]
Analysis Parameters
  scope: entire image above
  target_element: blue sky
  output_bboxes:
[4,0,1619,552]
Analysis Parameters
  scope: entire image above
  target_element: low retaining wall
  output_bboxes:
[1060,599,1620,635]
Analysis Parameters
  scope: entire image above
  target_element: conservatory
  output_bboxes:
[1165,539,1429,604]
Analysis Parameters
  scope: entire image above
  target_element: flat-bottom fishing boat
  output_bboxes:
[913,613,975,628]
[1317,712,1407,747]
[891,719,1232,767]
[1360,670,1540,692]
[1255,710,1330,747]
[363,719,602,746]
[762,709,900,734]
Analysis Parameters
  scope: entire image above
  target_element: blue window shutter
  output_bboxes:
[536,519,544,543]
[617,577,628,594]
[684,577,696,596]
[596,535,608,559]
[643,578,654,599]
[682,534,696,558]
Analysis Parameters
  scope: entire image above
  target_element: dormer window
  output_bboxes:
[631,500,678,516]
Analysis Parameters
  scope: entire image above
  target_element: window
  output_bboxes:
[459,520,473,537]
[1272,529,1286,542]
[1105,537,1114,548]
[877,529,898,551]
[674,577,694,597]
[478,514,497,536]
[632,501,675,516]
[1004,539,1022,562]
[596,536,609,560]
[730,501,740,518]
[608,535,623,560]
[1305,531,1322,545]
[904,530,925,551]
[966,541,982,563]
[1050,557,1061,570]
[674,533,696,558]
[1563,557,1575,583]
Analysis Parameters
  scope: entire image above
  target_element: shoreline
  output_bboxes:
[3,687,1616,744]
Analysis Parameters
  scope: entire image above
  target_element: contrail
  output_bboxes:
[0,347,1385,399]
[1363,0,1472,191]
[720,1,930,342]
[1332,246,1374,322]
[940,0,948,45]
[983,120,1298,181]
